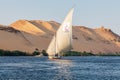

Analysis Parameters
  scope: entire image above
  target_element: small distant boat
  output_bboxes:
[47,8,74,59]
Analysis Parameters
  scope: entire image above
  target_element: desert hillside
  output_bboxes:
[0,20,120,54]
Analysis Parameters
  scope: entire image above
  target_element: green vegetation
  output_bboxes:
[32,49,48,56]
[0,49,48,56]
[0,49,29,56]
[61,51,95,56]
[62,51,120,56]
[41,50,48,56]
[32,48,41,56]
[0,49,120,56]
[96,53,120,56]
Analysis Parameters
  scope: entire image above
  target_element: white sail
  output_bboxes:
[47,8,74,59]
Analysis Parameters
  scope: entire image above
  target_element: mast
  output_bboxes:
[54,32,56,56]
[55,32,60,57]
[55,32,57,56]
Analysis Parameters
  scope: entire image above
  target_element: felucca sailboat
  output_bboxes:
[47,8,74,59]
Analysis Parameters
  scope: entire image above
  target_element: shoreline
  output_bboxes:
[0,49,120,56]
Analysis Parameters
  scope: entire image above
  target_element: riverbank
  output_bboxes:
[0,49,48,56]
[0,49,120,56]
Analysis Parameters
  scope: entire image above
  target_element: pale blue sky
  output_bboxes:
[0,0,120,35]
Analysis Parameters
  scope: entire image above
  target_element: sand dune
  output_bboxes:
[73,26,120,54]
[0,25,35,53]
[10,20,45,35]
[0,20,119,54]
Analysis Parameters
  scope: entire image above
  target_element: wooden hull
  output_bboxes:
[48,56,61,60]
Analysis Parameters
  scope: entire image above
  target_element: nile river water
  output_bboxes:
[0,56,120,80]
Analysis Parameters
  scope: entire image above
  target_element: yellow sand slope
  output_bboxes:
[0,20,119,54]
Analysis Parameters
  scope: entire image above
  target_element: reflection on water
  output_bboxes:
[0,56,120,80]
[51,60,74,80]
